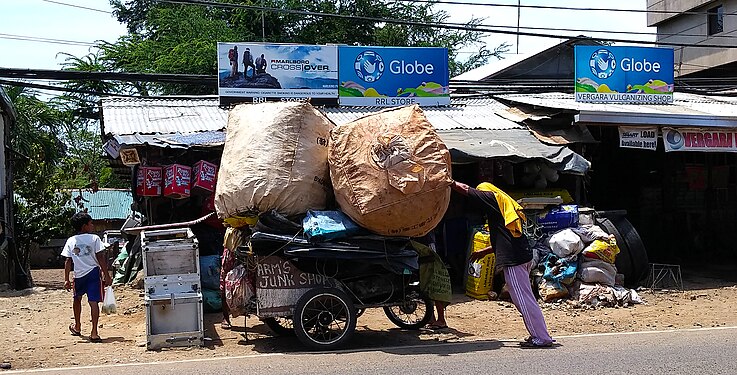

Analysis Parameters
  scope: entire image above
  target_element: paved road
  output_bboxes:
[9,327,737,375]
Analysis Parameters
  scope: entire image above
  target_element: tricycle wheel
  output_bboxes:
[383,294,433,330]
[262,317,295,336]
[294,287,357,350]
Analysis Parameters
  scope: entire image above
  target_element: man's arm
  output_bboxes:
[96,251,112,287]
[64,258,72,291]
[450,180,470,196]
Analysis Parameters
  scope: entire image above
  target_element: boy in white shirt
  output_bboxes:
[62,212,112,342]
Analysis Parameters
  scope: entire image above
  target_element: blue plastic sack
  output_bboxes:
[302,210,361,241]
[199,255,221,290]
[202,288,222,313]
[541,253,578,287]
[537,205,579,233]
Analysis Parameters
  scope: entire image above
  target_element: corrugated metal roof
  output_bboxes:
[497,92,737,117]
[320,98,523,130]
[114,131,226,149]
[101,96,227,136]
[69,189,133,221]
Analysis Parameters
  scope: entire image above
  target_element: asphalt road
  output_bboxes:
[9,327,737,375]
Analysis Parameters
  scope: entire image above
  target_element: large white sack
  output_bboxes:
[579,258,617,286]
[329,105,452,237]
[215,102,334,218]
[548,228,584,258]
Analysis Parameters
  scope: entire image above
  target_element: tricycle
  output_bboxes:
[236,231,434,350]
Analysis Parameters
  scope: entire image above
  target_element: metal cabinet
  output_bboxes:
[141,228,204,350]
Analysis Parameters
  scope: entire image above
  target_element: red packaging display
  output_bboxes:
[136,166,163,197]
[163,164,192,199]
[192,160,218,193]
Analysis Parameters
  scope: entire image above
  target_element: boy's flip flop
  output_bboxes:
[519,341,554,348]
[68,324,81,337]
[89,336,102,343]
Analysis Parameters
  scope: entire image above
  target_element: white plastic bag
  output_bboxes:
[102,286,117,315]
[548,228,584,258]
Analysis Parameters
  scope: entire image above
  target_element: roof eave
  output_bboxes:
[575,110,737,128]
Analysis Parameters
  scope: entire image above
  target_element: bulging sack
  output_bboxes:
[329,105,452,237]
[215,102,334,218]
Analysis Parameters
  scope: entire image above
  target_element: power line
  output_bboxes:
[153,0,737,49]
[0,79,141,98]
[0,33,96,47]
[40,0,112,14]
[394,0,737,17]
[0,68,215,85]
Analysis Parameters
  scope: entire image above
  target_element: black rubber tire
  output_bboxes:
[611,216,649,285]
[596,216,649,287]
[293,287,357,351]
[356,308,366,318]
[262,317,295,336]
[383,294,434,330]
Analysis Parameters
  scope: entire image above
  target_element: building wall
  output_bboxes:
[648,0,716,25]
[649,0,737,76]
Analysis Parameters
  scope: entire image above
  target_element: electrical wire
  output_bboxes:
[40,0,112,14]
[393,0,737,17]
[153,0,737,49]
[0,33,96,47]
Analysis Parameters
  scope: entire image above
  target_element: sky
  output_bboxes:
[0,0,655,73]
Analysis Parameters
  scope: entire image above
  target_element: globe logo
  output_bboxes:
[354,50,385,83]
[665,129,684,150]
[589,49,617,79]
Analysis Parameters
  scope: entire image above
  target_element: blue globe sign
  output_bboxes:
[589,49,617,79]
[665,129,684,150]
[354,50,385,83]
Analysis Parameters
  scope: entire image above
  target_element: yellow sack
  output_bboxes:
[582,238,620,264]
[465,228,496,300]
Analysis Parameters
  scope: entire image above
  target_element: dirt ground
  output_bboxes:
[1,268,736,370]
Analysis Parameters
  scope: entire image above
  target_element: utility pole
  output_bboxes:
[516,0,521,54]
[261,0,266,42]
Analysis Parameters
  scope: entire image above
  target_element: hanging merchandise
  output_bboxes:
[192,160,218,193]
[136,166,163,197]
[164,164,192,199]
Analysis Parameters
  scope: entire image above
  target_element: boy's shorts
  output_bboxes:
[73,268,102,302]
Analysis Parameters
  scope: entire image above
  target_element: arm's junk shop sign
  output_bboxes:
[575,46,674,104]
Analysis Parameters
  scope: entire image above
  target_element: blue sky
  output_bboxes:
[0,0,654,72]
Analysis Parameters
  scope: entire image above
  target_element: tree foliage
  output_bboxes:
[102,0,508,94]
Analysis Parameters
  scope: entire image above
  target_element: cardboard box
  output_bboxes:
[164,164,192,199]
[192,160,218,193]
[136,167,163,197]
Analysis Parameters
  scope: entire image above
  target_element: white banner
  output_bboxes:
[618,126,658,150]
[663,127,737,152]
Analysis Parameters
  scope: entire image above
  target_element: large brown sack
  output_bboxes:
[215,102,333,219]
[329,105,452,237]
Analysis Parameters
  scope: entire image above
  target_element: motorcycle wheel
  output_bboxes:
[294,287,357,350]
[383,294,434,330]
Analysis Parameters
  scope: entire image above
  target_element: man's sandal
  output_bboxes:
[68,324,81,337]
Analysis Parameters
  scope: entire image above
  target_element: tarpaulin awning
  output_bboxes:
[437,128,591,174]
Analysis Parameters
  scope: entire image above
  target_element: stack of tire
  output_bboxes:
[595,211,649,288]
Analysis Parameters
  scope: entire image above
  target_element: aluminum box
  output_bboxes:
[145,293,204,350]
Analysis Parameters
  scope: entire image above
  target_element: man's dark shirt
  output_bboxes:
[467,187,532,267]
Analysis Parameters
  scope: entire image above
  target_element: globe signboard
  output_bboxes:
[338,46,450,107]
[575,46,674,104]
